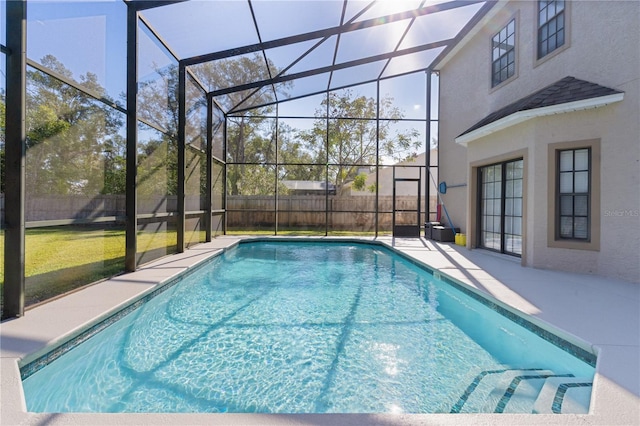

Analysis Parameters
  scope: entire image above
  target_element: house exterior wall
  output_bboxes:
[346,151,439,224]
[437,0,640,282]
[349,151,438,197]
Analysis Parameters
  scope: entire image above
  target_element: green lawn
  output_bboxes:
[22,227,126,278]
[0,226,180,306]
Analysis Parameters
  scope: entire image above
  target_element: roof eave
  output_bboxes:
[455,92,625,146]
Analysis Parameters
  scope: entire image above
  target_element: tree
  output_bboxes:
[300,89,422,189]
[352,173,367,191]
[135,64,180,197]
[191,55,290,196]
[132,54,298,197]
[102,134,127,194]
[25,55,125,195]
[274,122,323,188]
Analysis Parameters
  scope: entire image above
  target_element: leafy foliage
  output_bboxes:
[192,54,286,196]
[299,89,422,188]
[5,53,425,199]
[25,55,125,195]
[352,173,368,191]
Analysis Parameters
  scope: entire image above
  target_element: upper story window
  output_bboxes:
[538,0,565,59]
[557,148,590,240]
[491,18,516,87]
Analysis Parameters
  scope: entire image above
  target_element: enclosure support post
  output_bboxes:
[125,4,138,272]
[324,91,330,236]
[274,103,279,235]
[3,0,27,318]
[392,167,396,233]
[223,116,228,235]
[205,95,213,242]
[177,63,186,252]
[375,80,380,237]
[426,70,432,225]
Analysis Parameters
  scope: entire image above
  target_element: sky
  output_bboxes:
[12,0,479,104]
[23,0,127,102]
[10,0,481,117]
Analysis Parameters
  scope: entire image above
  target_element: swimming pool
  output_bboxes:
[21,241,595,414]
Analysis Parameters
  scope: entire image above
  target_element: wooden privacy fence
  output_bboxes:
[23,195,126,222]
[1,194,437,230]
[227,195,438,231]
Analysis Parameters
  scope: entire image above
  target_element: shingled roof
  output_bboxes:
[457,76,624,141]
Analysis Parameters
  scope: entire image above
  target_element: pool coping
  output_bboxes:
[2,236,639,425]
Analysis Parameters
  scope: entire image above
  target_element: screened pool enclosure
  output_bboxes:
[1,0,491,318]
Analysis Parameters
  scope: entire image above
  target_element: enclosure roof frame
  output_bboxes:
[136,0,495,113]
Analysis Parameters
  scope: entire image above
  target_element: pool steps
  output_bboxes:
[533,377,594,414]
[451,368,592,414]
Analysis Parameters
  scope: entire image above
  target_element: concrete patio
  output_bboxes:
[1,236,638,425]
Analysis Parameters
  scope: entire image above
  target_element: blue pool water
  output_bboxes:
[22,241,595,413]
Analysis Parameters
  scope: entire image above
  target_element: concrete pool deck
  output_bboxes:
[1,236,638,425]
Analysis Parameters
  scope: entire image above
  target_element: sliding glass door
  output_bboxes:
[479,159,523,256]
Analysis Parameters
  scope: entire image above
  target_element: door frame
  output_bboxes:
[392,167,422,237]
[476,157,524,257]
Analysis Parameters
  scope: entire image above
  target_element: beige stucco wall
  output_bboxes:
[437,0,640,282]
[349,151,438,197]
